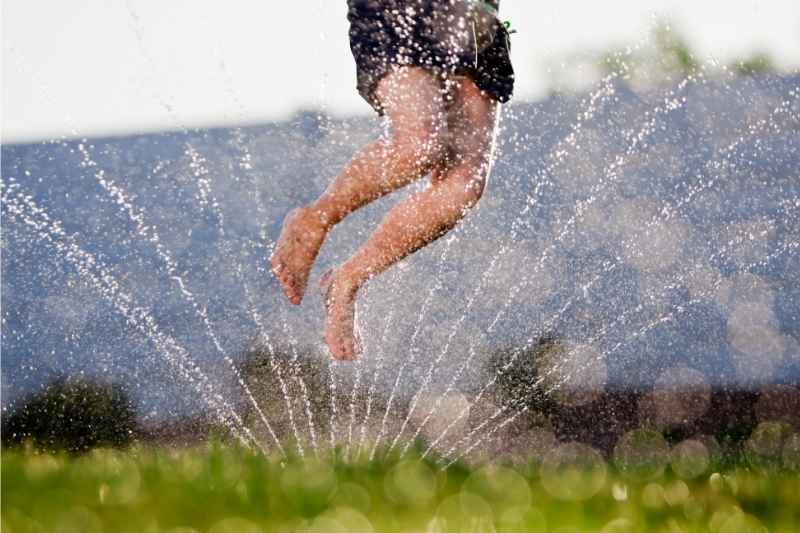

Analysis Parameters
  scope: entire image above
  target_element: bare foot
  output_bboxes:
[271,207,327,305]
[320,269,362,361]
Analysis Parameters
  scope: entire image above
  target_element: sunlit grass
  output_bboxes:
[2,443,799,532]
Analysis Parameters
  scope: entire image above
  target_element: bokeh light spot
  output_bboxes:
[600,517,636,533]
[540,442,607,501]
[613,429,670,482]
[432,491,494,533]
[671,439,711,480]
[464,465,532,515]
[744,421,795,472]
[384,460,436,507]
[781,433,800,471]
[280,460,337,515]
[208,517,262,533]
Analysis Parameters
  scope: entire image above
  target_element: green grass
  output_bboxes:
[3,444,799,533]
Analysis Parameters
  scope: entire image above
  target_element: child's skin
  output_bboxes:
[271,66,500,360]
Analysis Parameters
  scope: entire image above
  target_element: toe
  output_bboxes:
[326,332,350,361]
[270,255,282,274]
[277,271,302,305]
[272,264,286,283]
[329,343,343,360]
[336,345,355,361]
[287,285,303,305]
[338,337,358,361]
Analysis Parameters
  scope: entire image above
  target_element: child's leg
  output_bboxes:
[324,78,500,359]
[313,68,451,226]
[271,67,448,305]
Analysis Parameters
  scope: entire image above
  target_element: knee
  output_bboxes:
[461,173,487,208]
[391,120,448,171]
[450,167,488,210]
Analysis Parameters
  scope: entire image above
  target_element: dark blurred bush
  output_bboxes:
[240,342,344,452]
[486,335,563,413]
[239,341,410,453]
[1,376,138,453]
[732,53,776,76]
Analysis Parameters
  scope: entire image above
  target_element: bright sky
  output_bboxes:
[2,1,799,143]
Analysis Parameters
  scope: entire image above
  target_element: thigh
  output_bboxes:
[375,67,448,141]
[432,77,500,182]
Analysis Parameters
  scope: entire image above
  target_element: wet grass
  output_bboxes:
[2,444,799,532]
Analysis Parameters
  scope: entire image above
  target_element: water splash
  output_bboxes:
[1,178,269,454]
[3,12,798,466]
[423,86,798,461]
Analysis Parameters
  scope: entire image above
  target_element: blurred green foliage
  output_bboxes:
[597,19,777,83]
[732,53,777,76]
[3,444,800,532]
[651,22,700,77]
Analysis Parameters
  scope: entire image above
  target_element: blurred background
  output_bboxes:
[2,1,800,450]
[3,1,799,142]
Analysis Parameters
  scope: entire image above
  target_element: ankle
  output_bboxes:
[334,263,368,295]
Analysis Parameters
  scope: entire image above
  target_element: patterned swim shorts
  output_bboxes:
[347,0,515,114]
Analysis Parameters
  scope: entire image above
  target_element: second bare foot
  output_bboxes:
[320,269,362,361]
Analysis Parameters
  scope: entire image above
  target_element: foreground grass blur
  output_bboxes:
[3,444,799,533]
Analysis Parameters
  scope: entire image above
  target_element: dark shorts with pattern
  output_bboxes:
[347,0,515,115]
